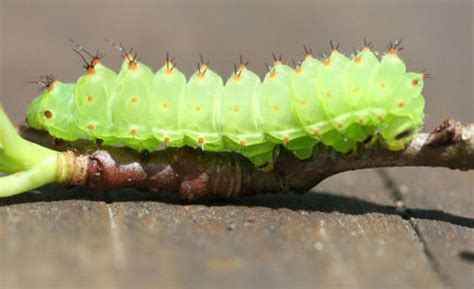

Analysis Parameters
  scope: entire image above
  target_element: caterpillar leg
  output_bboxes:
[284,136,318,160]
[341,123,371,143]
[152,129,184,148]
[241,143,277,170]
[324,113,374,153]
[320,130,358,154]
[222,136,277,169]
[183,133,224,152]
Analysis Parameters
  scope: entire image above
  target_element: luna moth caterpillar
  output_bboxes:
[26,39,427,167]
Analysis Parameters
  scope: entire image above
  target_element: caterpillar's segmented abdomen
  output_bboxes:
[27,41,425,166]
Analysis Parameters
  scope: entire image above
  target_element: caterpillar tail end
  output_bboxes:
[0,103,83,197]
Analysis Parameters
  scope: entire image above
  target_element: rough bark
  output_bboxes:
[19,119,474,201]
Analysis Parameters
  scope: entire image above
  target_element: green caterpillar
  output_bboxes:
[27,39,426,167]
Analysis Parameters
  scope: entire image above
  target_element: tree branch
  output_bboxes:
[18,119,474,201]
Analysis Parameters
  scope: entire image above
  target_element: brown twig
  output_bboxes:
[19,119,474,201]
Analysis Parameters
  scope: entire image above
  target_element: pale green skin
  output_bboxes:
[1,102,68,197]
[27,50,425,167]
[75,63,117,143]
[34,81,84,141]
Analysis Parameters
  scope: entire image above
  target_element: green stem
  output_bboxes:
[0,103,70,197]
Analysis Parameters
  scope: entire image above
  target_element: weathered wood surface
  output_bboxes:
[381,168,474,289]
[1,168,472,289]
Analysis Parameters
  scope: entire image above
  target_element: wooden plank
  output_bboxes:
[0,186,116,289]
[383,168,474,289]
[106,170,444,288]
[0,172,452,288]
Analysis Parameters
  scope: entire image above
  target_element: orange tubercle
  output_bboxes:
[198,137,205,144]
[47,80,57,93]
[86,67,96,76]
[164,57,175,74]
[197,63,208,79]
[270,71,277,79]
[128,61,138,70]
[239,140,246,147]
[130,128,138,136]
[91,58,101,67]
[387,48,399,56]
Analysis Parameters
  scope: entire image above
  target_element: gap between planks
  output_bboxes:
[104,188,127,271]
[376,168,454,289]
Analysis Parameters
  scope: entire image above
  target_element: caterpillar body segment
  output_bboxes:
[27,42,426,167]
[180,65,224,151]
[342,48,380,141]
[74,62,117,143]
[112,59,160,151]
[220,66,275,166]
[380,72,425,150]
[315,51,361,153]
[259,62,312,161]
[30,81,83,141]
[220,67,263,148]
[151,63,186,148]
[369,52,406,118]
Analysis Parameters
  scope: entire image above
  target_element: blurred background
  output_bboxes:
[0,1,473,288]
[1,0,472,127]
